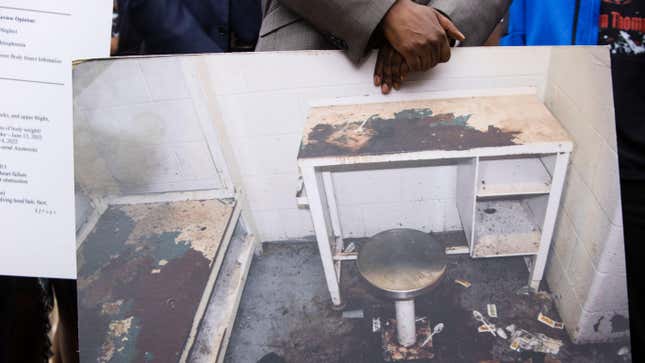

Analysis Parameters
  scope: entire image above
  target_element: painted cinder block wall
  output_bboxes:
[73,58,228,200]
[543,46,629,343]
[73,48,552,242]
[191,47,552,241]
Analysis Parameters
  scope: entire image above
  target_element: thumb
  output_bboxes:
[436,11,465,42]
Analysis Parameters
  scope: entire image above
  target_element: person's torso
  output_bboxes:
[598,0,644,54]
[185,0,262,50]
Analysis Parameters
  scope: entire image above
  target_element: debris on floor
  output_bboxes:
[344,242,357,253]
[420,322,444,347]
[445,246,470,255]
[372,317,382,333]
[479,325,496,333]
[473,310,496,337]
[515,285,533,295]
[382,318,435,361]
[495,327,508,339]
[342,309,364,319]
[537,312,564,329]
[226,242,629,363]
[507,325,563,354]
[487,304,498,318]
[455,279,471,288]
[617,345,631,361]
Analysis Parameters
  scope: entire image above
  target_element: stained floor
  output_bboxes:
[225,240,629,363]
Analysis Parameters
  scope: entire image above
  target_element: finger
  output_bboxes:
[416,54,425,72]
[425,41,436,70]
[374,47,385,86]
[430,41,440,69]
[436,11,466,42]
[391,52,402,86]
[423,41,437,70]
[383,48,394,93]
[401,62,409,80]
[439,36,451,63]
[381,82,391,94]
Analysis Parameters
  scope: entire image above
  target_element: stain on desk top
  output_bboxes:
[298,95,571,159]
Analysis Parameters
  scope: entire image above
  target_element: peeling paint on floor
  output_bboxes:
[77,199,233,362]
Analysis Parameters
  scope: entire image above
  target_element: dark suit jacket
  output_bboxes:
[123,0,262,54]
[257,0,511,62]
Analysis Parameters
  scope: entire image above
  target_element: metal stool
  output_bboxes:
[357,229,447,347]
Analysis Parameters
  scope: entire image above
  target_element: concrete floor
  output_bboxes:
[225,239,628,363]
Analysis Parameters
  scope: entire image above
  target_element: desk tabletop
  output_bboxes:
[297,94,572,161]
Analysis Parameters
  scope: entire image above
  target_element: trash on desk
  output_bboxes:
[473,310,496,337]
[508,328,563,354]
[342,309,364,319]
[344,242,357,253]
[538,312,564,329]
[420,322,444,347]
[496,327,508,339]
[372,317,382,332]
[487,304,498,318]
[455,279,471,288]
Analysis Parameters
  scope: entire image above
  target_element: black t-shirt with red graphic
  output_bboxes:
[599,0,644,54]
[598,0,645,180]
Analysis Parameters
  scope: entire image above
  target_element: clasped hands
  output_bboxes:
[375,0,465,94]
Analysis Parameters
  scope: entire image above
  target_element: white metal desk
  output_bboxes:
[297,94,573,307]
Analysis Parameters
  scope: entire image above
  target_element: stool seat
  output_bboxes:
[357,228,447,300]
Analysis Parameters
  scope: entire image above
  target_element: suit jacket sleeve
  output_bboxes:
[276,0,397,62]
[430,0,511,46]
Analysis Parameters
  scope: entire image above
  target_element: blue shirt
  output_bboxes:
[500,0,601,46]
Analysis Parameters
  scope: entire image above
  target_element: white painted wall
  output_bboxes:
[543,46,629,343]
[73,57,229,199]
[186,47,552,241]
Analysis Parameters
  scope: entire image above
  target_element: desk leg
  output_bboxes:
[322,171,345,284]
[529,152,570,290]
[301,167,343,307]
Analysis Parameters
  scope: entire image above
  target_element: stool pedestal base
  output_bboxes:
[394,299,417,347]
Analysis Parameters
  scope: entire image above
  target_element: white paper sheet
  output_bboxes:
[70,0,112,60]
[0,1,76,278]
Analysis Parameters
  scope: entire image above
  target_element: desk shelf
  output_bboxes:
[472,198,545,257]
[460,155,553,259]
[477,156,553,198]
